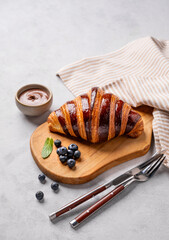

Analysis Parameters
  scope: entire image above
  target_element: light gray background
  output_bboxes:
[1,0,169,239]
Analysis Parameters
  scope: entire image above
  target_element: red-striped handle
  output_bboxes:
[73,185,125,225]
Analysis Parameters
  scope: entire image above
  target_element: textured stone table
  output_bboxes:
[1,0,169,239]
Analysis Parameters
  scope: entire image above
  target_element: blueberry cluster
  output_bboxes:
[35,173,59,202]
[54,140,81,169]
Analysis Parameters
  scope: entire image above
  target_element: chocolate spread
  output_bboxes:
[19,88,49,106]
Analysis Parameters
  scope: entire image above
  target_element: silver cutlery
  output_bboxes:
[49,151,166,228]
[70,154,165,228]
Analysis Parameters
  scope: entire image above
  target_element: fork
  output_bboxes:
[70,154,166,228]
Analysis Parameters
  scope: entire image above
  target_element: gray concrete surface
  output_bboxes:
[1,0,169,239]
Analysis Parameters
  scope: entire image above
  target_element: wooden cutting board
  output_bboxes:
[30,106,153,184]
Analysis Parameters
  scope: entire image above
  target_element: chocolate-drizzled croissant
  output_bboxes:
[48,87,144,143]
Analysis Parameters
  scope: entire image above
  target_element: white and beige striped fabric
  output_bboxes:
[57,36,169,168]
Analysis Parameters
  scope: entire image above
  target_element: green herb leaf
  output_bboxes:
[41,137,53,159]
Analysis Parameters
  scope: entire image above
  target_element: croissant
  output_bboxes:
[47,87,144,143]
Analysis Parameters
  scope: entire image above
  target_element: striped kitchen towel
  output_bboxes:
[57,36,169,168]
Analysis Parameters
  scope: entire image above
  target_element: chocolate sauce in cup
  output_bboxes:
[15,84,53,116]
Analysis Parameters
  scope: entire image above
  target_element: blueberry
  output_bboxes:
[74,150,81,160]
[59,155,67,163]
[54,139,61,148]
[51,182,59,191]
[57,147,67,156]
[67,149,74,159]
[67,159,76,168]
[35,191,44,201]
[68,144,78,152]
[38,173,46,183]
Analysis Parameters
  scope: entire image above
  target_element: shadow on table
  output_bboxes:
[23,110,51,126]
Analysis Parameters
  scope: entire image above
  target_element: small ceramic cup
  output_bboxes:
[15,84,53,116]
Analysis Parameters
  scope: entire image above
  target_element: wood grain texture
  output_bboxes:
[30,106,153,184]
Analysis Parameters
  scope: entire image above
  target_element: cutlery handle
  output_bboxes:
[49,184,107,220]
[70,184,125,228]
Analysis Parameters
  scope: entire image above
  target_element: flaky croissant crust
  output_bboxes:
[48,87,144,143]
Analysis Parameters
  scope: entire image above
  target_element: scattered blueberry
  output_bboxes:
[51,182,59,191]
[59,155,67,163]
[38,173,46,183]
[67,159,76,168]
[57,147,67,156]
[35,191,44,201]
[54,139,61,148]
[68,144,78,152]
[67,149,74,159]
[74,150,81,160]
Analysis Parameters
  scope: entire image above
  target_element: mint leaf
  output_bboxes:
[41,137,53,159]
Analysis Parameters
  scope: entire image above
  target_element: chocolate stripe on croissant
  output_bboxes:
[66,100,80,137]
[90,87,98,111]
[99,93,111,142]
[115,100,124,137]
[125,110,141,134]
[55,109,69,135]
[48,87,144,143]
